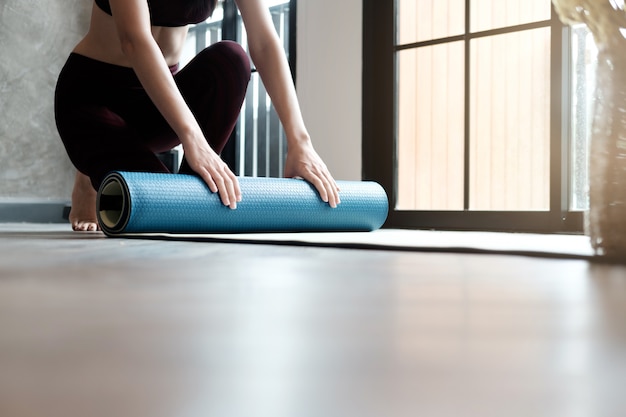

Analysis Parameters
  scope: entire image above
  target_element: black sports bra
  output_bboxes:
[94,0,214,27]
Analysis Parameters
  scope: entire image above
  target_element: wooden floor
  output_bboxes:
[1,224,625,417]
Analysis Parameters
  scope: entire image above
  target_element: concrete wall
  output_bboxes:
[297,0,363,181]
[0,0,90,201]
[0,0,363,205]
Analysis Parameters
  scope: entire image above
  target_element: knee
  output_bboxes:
[205,40,252,82]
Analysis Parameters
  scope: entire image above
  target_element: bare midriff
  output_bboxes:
[72,5,188,67]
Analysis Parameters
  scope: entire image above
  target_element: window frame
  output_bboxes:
[363,1,583,233]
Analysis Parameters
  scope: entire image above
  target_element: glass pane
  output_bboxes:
[470,0,551,33]
[397,0,465,45]
[570,25,596,211]
[396,42,465,211]
[469,28,551,211]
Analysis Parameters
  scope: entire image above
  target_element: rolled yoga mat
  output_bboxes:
[96,171,389,236]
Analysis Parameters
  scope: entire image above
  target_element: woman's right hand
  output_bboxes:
[183,140,241,209]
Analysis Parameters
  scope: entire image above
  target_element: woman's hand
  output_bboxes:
[284,140,341,208]
[183,140,241,209]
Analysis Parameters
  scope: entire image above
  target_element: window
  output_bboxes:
[363,1,586,232]
[181,0,295,177]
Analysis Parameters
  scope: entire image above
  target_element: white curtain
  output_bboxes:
[553,0,626,260]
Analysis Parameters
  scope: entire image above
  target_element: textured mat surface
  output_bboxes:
[96,172,389,236]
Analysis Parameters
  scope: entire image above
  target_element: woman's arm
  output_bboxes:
[235,0,340,207]
[108,0,241,209]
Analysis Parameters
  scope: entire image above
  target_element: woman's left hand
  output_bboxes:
[284,140,341,208]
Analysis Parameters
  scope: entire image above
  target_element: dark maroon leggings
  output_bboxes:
[55,40,251,190]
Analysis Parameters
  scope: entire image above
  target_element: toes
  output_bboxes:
[72,220,100,232]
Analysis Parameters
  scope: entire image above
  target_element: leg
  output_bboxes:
[55,54,176,231]
[55,46,249,231]
[174,41,251,173]
[59,106,172,231]
[69,170,99,231]
[58,104,172,184]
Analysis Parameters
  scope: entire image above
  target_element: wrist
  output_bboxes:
[178,126,206,148]
[286,130,312,148]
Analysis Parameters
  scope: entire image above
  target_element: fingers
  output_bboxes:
[322,171,341,208]
[307,167,341,209]
[198,164,241,210]
[185,142,242,209]
[325,168,341,204]
[213,168,240,210]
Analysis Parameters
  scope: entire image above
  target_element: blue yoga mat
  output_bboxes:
[96,171,388,236]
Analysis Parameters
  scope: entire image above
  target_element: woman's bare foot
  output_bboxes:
[69,171,100,232]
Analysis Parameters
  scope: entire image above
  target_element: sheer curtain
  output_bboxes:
[553,0,626,260]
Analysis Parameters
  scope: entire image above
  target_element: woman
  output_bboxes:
[55,0,340,231]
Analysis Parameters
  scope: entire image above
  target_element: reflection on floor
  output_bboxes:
[1,223,625,417]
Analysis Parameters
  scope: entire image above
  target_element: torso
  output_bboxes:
[73,4,190,67]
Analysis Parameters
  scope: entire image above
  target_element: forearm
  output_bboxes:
[120,37,205,149]
[109,0,205,150]
[234,0,338,205]
[251,37,311,148]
